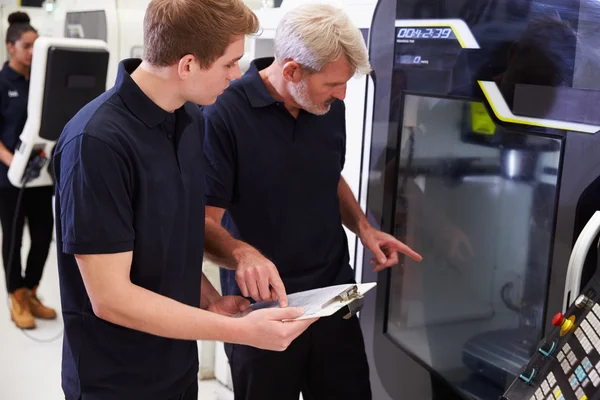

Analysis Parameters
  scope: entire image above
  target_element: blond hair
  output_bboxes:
[144,0,259,68]
[274,4,371,75]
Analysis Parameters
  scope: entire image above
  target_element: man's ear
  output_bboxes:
[177,55,197,80]
[282,60,304,83]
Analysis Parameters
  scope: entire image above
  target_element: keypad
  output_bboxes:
[509,301,600,400]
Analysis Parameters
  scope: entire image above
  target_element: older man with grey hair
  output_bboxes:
[203,4,422,399]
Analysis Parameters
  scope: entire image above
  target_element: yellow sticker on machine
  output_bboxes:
[470,102,496,135]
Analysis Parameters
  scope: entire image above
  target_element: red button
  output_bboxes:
[552,312,565,327]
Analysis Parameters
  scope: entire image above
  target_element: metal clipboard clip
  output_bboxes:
[321,284,365,319]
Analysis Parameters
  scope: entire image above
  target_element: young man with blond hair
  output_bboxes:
[53,1,316,399]
[203,4,423,399]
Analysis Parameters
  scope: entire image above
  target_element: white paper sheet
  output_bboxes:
[238,282,377,320]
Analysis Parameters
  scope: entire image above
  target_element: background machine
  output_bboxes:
[358,0,600,399]
[8,37,108,187]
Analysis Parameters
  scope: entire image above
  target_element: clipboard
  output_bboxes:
[319,283,374,320]
[238,282,377,321]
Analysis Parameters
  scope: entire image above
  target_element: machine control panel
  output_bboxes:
[503,291,600,400]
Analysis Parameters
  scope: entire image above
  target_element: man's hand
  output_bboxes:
[207,296,251,317]
[1,152,13,167]
[234,247,288,307]
[359,224,423,272]
[205,206,288,307]
[238,307,318,351]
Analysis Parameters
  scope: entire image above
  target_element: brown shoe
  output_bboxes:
[10,288,36,329]
[28,286,57,320]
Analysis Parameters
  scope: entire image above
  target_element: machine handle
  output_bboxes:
[354,73,376,285]
[563,211,600,312]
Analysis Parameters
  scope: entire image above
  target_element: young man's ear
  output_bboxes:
[281,60,304,83]
[177,55,197,80]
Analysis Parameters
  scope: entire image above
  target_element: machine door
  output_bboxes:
[360,0,600,399]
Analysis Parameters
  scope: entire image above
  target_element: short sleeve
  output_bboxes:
[56,134,134,255]
[202,108,236,209]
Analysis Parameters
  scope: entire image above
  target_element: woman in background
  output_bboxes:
[0,11,55,329]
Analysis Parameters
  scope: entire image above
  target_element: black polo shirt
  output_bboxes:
[53,59,205,400]
[203,57,354,297]
[0,62,30,188]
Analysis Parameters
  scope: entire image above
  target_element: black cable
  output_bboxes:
[6,184,26,289]
[5,158,63,343]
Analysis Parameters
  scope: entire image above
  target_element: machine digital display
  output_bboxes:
[396,54,427,65]
[393,26,463,72]
[396,27,456,40]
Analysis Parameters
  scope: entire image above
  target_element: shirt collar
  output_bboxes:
[242,57,278,108]
[1,62,26,82]
[115,59,176,129]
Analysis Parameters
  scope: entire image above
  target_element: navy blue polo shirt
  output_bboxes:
[53,59,205,400]
[0,62,30,188]
[203,57,354,297]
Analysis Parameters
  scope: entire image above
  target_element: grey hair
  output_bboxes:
[274,3,372,75]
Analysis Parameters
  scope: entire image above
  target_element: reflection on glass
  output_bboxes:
[386,94,562,398]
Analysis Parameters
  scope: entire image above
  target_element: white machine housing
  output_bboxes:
[8,36,109,187]
[61,0,144,89]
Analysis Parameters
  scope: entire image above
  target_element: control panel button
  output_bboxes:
[583,358,593,372]
[562,360,572,374]
[570,373,580,390]
[576,365,587,382]
[552,387,562,399]
[568,352,578,366]
[541,380,550,395]
[553,312,576,335]
[548,372,557,385]
[520,368,537,384]
[539,340,557,357]
[576,294,594,310]
[589,369,600,387]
